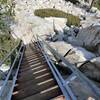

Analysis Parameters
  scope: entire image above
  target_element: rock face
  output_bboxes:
[45,17,67,33]
[80,57,100,82]
[48,25,100,82]
[80,16,100,28]
[49,41,95,66]
[64,25,100,54]
[76,25,100,52]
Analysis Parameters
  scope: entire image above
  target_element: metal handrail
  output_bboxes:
[7,45,25,100]
[36,35,100,99]
[0,41,23,98]
[32,37,76,99]
[37,40,76,100]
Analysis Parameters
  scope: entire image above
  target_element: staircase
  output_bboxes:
[11,43,64,100]
[0,38,100,100]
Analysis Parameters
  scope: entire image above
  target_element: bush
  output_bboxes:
[34,8,80,26]
[93,0,100,10]
[0,0,17,61]
[0,34,19,60]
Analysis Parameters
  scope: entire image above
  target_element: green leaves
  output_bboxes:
[0,34,19,60]
[94,0,100,10]
[0,0,8,4]
[0,0,14,33]
[0,0,17,61]
[34,8,80,26]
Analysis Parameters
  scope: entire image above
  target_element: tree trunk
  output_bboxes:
[90,0,95,9]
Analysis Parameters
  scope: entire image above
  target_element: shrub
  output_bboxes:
[34,8,80,26]
[0,0,17,61]
[93,0,100,10]
[0,34,19,60]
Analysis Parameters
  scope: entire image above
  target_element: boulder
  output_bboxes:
[81,16,100,28]
[76,25,100,52]
[45,17,67,32]
[65,25,100,55]
[49,41,95,66]
[65,47,95,66]
[91,57,100,68]
[79,57,100,82]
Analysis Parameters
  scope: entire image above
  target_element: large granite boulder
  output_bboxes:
[76,25,100,53]
[79,57,100,82]
[49,41,95,66]
[67,25,100,55]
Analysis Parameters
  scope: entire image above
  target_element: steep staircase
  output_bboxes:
[11,43,64,100]
[0,39,100,100]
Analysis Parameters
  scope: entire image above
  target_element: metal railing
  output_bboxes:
[33,35,100,100]
[32,36,76,100]
[0,41,25,100]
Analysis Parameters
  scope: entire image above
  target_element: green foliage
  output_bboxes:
[0,0,8,4]
[0,0,15,33]
[0,34,19,60]
[93,0,100,10]
[0,0,17,61]
[34,8,80,26]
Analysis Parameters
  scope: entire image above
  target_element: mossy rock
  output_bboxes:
[34,8,80,26]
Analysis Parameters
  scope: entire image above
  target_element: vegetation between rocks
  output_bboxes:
[93,0,100,10]
[34,8,80,26]
[0,0,18,62]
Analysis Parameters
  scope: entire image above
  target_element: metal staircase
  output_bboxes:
[12,43,63,100]
[0,36,100,100]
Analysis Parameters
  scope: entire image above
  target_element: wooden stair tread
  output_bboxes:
[13,79,57,100]
[17,70,52,83]
[15,73,53,90]
[19,64,48,73]
[22,85,61,100]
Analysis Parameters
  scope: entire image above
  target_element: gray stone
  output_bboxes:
[49,41,95,66]
[76,25,100,51]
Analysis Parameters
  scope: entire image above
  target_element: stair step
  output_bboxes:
[23,54,44,60]
[19,65,48,75]
[22,85,61,100]
[22,57,46,64]
[22,57,45,63]
[16,74,53,88]
[18,67,50,80]
[13,79,56,100]
[21,58,46,66]
[17,69,51,83]
[19,64,47,73]
[22,56,45,63]
[24,52,42,57]
[20,61,47,69]
[15,73,53,90]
